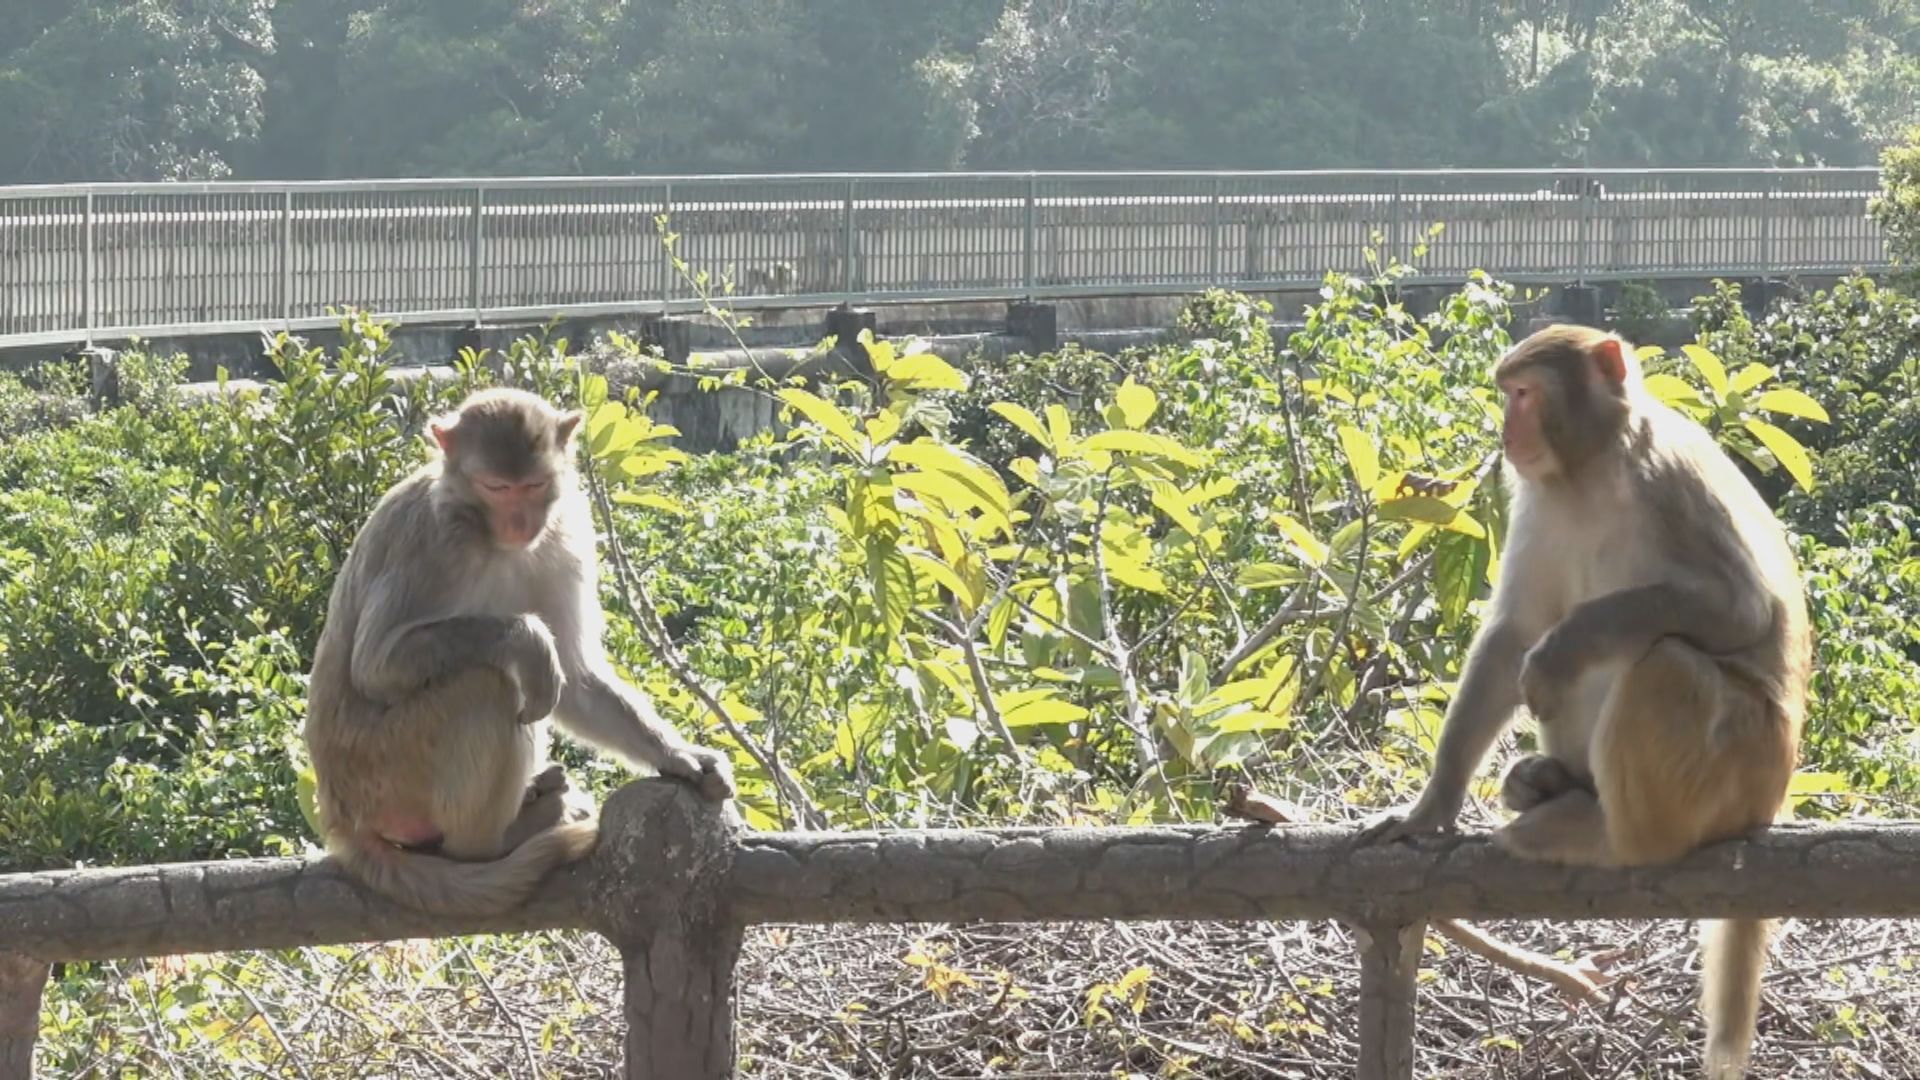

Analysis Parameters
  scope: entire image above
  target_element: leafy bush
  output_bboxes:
[1,269,1904,875]
[1692,276,1920,540]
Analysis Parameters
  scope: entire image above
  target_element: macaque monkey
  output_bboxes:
[743,261,796,295]
[304,387,735,917]
[1370,325,1810,1078]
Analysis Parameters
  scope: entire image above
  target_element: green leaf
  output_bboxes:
[1431,530,1487,628]
[1237,562,1300,589]
[1681,344,1729,400]
[1752,388,1831,424]
[778,388,863,451]
[1744,419,1817,492]
[1114,379,1158,429]
[986,596,1015,649]
[1336,425,1381,493]
[989,402,1052,450]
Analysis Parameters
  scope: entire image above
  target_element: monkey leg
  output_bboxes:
[1592,639,1794,866]
[418,667,542,862]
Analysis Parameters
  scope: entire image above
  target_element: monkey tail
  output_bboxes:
[330,822,599,918]
[1700,916,1772,1079]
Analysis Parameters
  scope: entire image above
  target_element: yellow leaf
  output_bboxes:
[1752,388,1831,424]
[990,402,1052,450]
[1642,372,1704,409]
[1681,344,1729,399]
[907,550,981,610]
[1336,425,1381,492]
[1114,379,1158,428]
[1045,403,1073,448]
[1150,483,1203,537]
[778,388,862,451]
[865,410,902,445]
[1002,691,1091,728]
[862,331,895,375]
[1081,429,1205,467]
[1745,419,1817,492]
[1730,362,1776,394]
[1269,511,1328,567]
[888,353,969,392]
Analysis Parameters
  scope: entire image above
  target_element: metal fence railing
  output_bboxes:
[0,168,1891,348]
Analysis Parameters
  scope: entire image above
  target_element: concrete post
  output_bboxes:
[583,781,744,1080]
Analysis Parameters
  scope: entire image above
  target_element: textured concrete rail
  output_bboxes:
[4,779,1920,1080]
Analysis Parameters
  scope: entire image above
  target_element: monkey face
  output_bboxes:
[1498,373,1562,482]
[428,388,581,552]
[472,470,559,550]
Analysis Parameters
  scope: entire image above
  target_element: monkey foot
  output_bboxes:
[523,764,569,805]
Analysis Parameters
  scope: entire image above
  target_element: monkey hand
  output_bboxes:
[506,620,565,725]
[1518,634,1573,722]
[1359,791,1461,846]
[662,745,735,802]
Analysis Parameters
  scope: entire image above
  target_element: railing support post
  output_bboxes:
[586,779,743,1080]
[0,952,49,1080]
[81,192,95,344]
[1353,921,1423,1080]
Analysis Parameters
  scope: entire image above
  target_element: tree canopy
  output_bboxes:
[3,0,1915,184]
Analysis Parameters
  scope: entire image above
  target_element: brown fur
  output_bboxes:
[304,388,733,917]
[1371,325,1810,1078]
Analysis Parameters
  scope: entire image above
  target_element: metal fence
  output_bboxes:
[0,168,1891,348]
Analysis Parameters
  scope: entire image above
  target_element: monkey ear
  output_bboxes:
[429,419,457,453]
[1591,337,1628,385]
[556,410,584,446]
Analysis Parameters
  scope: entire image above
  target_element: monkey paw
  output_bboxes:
[1518,640,1569,721]
[664,747,735,802]
[523,763,570,806]
[1358,799,1460,846]
[1500,754,1588,813]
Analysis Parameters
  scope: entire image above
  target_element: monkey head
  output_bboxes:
[429,388,583,551]
[1491,324,1636,484]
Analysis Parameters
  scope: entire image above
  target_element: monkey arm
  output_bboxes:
[551,664,692,770]
[349,577,545,701]
[1538,578,1772,674]
[1406,620,1530,824]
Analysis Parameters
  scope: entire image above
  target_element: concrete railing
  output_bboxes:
[4,778,1918,1079]
[0,168,1890,349]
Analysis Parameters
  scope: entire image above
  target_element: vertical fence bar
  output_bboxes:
[468,186,485,322]
[1576,175,1595,284]
[1023,174,1038,290]
[1208,177,1223,285]
[1354,922,1423,1080]
[843,179,857,295]
[659,183,674,305]
[1388,175,1403,268]
[0,952,49,1080]
[1760,175,1776,274]
[279,190,293,323]
[81,192,95,341]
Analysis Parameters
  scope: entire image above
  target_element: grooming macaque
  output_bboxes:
[1370,325,1809,1078]
[304,387,735,917]
[744,261,796,294]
